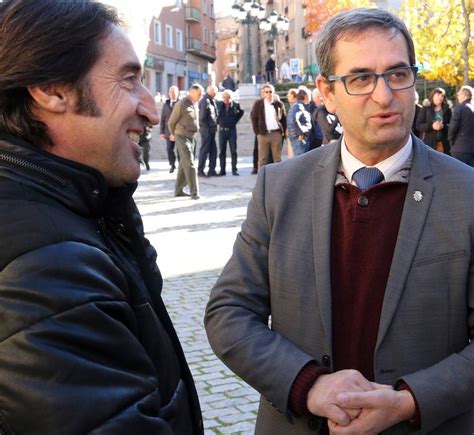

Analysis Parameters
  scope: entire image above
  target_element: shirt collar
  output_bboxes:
[341,135,413,185]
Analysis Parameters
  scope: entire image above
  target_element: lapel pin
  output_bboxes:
[413,191,423,202]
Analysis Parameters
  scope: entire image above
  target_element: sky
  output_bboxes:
[214,0,234,15]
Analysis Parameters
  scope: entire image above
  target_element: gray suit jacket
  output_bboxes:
[205,137,474,434]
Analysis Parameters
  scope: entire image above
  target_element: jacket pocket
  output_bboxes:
[159,379,193,434]
[412,250,466,267]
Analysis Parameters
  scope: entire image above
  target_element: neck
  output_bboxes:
[344,138,408,166]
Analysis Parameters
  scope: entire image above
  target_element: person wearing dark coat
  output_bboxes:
[317,104,343,144]
[307,89,324,150]
[0,1,203,433]
[448,85,474,166]
[160,85,180,173]
[198,85,219,177]
[216,90,244,175]
[415,87,452,154]
[222,74,236,91]
[265,54,277,83]
[139,124,152,170]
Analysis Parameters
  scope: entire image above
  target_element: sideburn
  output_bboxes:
[74,79,102,117]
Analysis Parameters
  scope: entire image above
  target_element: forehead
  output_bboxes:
[91,26,141,76]
[332,28,410,73]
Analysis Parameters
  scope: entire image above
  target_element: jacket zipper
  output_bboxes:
[0,150,68,189]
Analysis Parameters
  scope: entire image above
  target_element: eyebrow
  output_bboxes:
[118,61,142,75]
[346,62,410,75]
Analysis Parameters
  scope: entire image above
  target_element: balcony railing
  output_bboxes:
[186,37,202,51]
[185,7,200,22]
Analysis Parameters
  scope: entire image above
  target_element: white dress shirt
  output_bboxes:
[264,99,279,132]
[341,135,413,186]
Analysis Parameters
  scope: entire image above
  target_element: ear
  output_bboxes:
[316,74,337,114]
[27,84,70,114]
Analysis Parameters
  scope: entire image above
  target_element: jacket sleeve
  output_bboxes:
[0,242,175,435]
[199,98,207,126]
[160,104,167,135]
[204,167,315,415]
[448,106,462,145]
[416,106,432,134]
[250,101,259,135]
[236,103,244,122]
[167,101,181,135]
[295,104,312,135]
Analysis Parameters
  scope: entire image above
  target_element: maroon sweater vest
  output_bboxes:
[289,181,408,417]
[331,182,407,380]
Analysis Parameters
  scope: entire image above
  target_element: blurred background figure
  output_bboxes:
[317,101,343,145]
[287,89,311,157]
[217,90,244,176]
[448,85,474,166]
[416,87,452,154]
[198,85,219,177]
[265,54,277,83]
[139,125,153,171]
[160,85,179,173]
[307,88,324,150]
[280,59,291,83]
[411,91,423,138]
[222,73,236,91]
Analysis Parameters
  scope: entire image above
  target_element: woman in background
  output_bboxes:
[416,87,452,154]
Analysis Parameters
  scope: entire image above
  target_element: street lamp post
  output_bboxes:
[231,1,289,83]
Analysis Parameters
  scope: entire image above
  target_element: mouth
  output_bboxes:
[127,131,140,144]
[371,112,400,123]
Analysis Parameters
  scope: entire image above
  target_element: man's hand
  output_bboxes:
[306,370,375,426]
[327,388,416,434]
[160,133,165,139]
[169,134,175,141]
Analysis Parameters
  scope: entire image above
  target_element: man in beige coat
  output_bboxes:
[168,83,203,199]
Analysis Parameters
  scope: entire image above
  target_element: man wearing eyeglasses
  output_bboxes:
[250,83,287,168]
[206,8,474,435]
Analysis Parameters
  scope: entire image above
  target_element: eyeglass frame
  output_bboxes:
[327,66,418,96]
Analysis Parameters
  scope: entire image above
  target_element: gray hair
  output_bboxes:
[315,8,416,78]
[460,85,473,99]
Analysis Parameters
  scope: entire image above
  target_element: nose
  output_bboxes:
[137,83,160,125]
[371,75,394,106]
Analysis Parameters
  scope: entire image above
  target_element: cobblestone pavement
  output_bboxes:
[134,157,261,434]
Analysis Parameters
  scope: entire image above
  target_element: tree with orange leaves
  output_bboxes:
[303,0,374,34]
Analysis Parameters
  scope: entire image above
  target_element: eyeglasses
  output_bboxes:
[328,66,418,96]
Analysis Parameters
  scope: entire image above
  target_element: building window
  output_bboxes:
[203,27,208,45]
[210,2,214,17]
[166,25,173,48]
[210,31,215,47]
[202,0,207,15]
[155,72,162,94]
[175,0,183,6]
[167,74,174,90]
[176,29,183,51]
[154,20,162,45]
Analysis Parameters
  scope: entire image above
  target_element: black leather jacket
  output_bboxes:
[0,135,203,434]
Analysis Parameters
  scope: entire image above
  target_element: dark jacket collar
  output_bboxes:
[0,133,137,218]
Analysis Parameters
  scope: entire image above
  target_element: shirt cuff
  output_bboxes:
[395,381,421,429]
[288,362,331,416]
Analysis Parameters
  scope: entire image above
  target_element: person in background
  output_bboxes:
[205,7,473,435]
[307,88,324,150]
[287,89,312,156]
[265,54,277,84]
[198,85,219,177]
[411,91,423,138]
[0,0,203,432]
[222,73,236,91]
[168,83,203,199]
[280,59,291,83]
[448,85,474,166]
[217,90,244,176]
[416,87,452,154]
[317,101,343,144]
[139,124,152,170]
[160,85,179,173]
[250,84,286,168]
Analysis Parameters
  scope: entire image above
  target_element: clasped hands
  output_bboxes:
[307,370,416,435]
